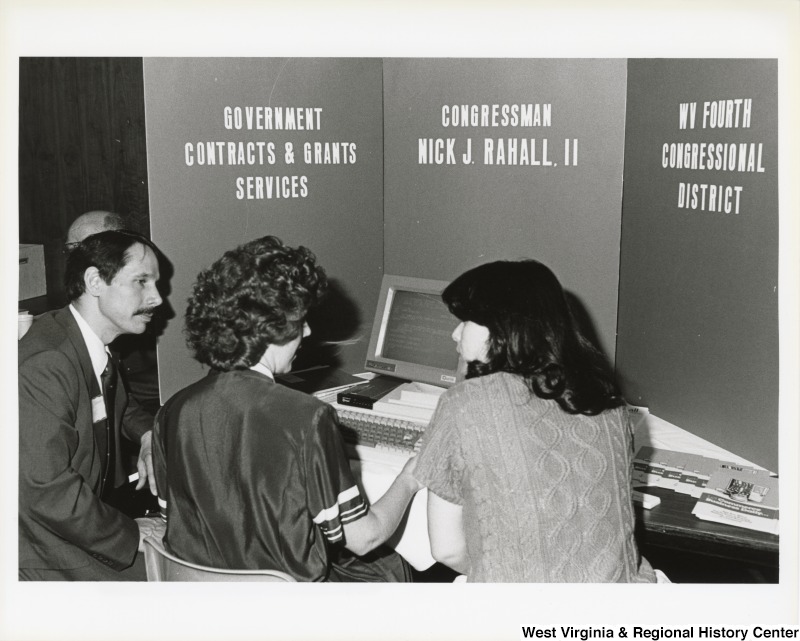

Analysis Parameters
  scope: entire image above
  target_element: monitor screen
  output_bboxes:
[364,275,461,388]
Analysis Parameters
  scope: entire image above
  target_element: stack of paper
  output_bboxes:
[371,381,446,421]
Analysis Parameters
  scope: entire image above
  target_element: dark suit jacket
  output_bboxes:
[18,307,151,575]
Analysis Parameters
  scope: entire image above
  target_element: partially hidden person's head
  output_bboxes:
[66,210,126,248]
[185,235,327,373]
[65,230,163,343]
[443,259,621,415]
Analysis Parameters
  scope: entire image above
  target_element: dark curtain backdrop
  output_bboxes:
[18,57,150,306]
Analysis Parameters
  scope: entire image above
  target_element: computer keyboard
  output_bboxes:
[336,407,426,457]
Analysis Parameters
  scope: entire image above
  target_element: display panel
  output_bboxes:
[365,275,460,387]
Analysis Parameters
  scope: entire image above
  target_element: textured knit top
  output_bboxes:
[413,371,656,583]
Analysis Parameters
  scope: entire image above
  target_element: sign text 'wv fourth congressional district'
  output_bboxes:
[662,98,767,216]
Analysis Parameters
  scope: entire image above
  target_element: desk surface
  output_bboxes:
[634,485,779,569]
[302,369,781,578]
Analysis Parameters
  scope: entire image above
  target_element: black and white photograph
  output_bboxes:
[2,1,798,640]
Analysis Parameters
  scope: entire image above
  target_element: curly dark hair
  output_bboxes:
[443,259,623,416]
[184,236,327,371]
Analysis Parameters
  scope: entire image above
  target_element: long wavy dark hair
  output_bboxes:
[443,259,623,415]
[184,236,327,371]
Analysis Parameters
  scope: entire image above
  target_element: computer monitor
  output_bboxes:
[364,274,461,388]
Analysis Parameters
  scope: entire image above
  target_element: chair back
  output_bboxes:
[143,536,296,582]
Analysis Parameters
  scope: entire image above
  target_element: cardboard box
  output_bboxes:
[19,244,47,301]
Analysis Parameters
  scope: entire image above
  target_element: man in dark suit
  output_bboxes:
[66,210,162,416]
[19,230,164,580]
[65,211,163,519]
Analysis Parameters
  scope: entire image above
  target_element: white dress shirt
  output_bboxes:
[69,304,111,392]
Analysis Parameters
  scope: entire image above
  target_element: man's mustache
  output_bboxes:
[134,307,158,316]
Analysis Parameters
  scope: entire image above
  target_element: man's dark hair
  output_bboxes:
[64,230,160,303]
[184,235,327,371]
[443,259,623,415]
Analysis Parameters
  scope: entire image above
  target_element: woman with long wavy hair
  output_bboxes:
[413,259,657,583]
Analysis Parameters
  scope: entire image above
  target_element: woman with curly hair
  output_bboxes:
[412,259,657,583]
[153,236,420,582]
